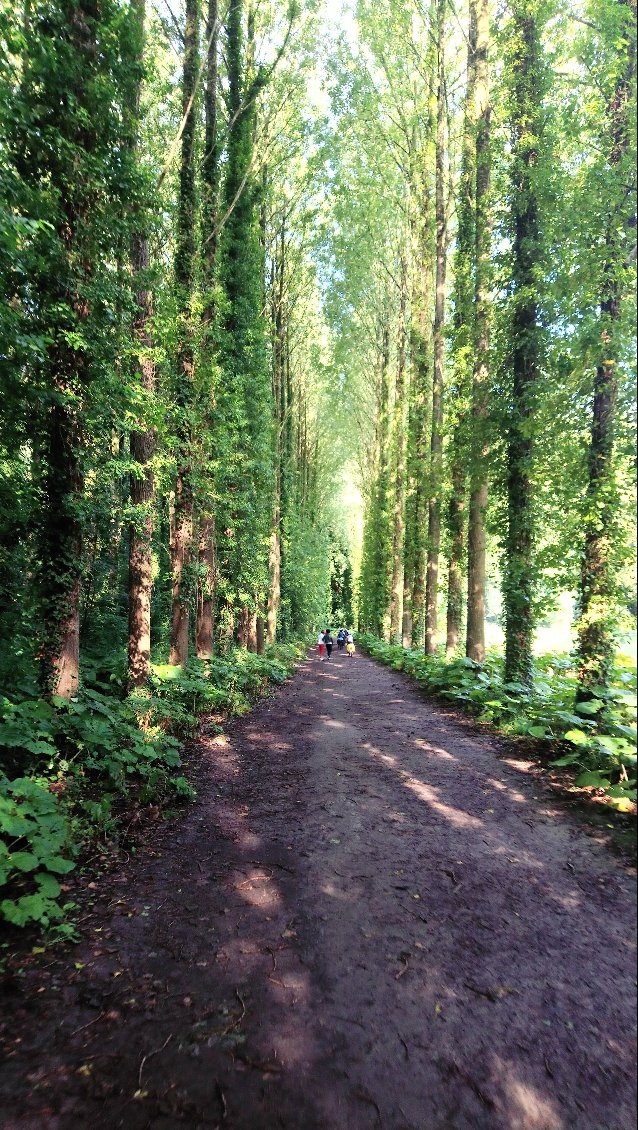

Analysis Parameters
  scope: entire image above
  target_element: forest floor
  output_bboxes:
[0,648,636,1130]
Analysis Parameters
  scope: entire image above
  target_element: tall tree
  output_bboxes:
[195,0,221,659]
[446,0,477,656]
[169,0,199,666]
[389,252,409,643]
[425,0,448,655]
[502,0,545,686]
[127,0,157,689]
[465,0,491,664]
[8,0,132,696]
[576,0,637,698]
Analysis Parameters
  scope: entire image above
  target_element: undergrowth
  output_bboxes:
[360,636,637,810]
[0,643,304,934]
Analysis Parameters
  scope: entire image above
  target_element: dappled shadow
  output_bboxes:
[1,648,635,1130]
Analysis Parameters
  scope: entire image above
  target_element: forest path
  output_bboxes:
[1,648,636,1130]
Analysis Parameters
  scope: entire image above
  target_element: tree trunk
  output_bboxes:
[465,0,491,664]
[40,397,82,697]
[196,515,216,658]
[577,0,635,697]
[128,231,156,686]
[446,462,465,655]
[38,3,100,697]
[126,0,157,690]
[195,0,221,658]
[446,0,476,658]
[425,4,448,656]
[267,222,285,643]
[503,1,542,687]
[169,0,199,666]
[389,257,409,643]
[256,615,265,654]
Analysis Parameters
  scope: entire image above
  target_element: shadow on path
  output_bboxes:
[0,650,635,1129]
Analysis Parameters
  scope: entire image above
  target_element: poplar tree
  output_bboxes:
[8,0,133,696]
[502,0,546,686]
[576,0,637,698]
[127,0,157,688]
[425,0,448,655]
[465,0,491,664]
[169,0,199,666]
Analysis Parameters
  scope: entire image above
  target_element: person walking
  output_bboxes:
[317,629,325,660]
[324,629,334,659]
[346,631,355,658]
[337,628,346,651]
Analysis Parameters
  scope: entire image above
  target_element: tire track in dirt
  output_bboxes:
[0,648,635,1129]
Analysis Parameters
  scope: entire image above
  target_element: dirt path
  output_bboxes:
[1,649,636,1130]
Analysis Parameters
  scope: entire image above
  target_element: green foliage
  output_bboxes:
[360,636,637,806]
[0,642,303,931]
[0,776,75,928]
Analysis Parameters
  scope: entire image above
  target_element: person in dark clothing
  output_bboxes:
[324,630,334,659]
[337,628,346,650]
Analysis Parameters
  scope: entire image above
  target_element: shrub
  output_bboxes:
[0,642,304,930]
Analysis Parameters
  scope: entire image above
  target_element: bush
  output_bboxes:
[0,642,304,931]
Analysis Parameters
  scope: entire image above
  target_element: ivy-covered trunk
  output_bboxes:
[446,0,476,657]
[503,0,544,687]
[425,0,448,656]
[169,0,199,666]
[127,0,157,689]
[577,0,635,697]
[196,0,221,659]
[465,0,491,665]
[445,464,466,655]
[267,223,285,643]
[22,1,125,697]
[128,228,156,687]
[389,256,409,643]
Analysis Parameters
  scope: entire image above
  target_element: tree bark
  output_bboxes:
[169,0,199,666]
[196,516,216,658]
[195,0,221,658]
[465,0,491,664]
[446,463,466,655]
[127,0,157,690]
[128,230,156,686]
[389,256,409,643]
[38,2,100,697]
[446,0,476,657]
[425,1,448,655]
[577,0,635,696]
[503,1,542,687]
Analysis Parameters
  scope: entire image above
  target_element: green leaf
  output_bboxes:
[550,753,581,767]
[45,856,75,874]
[574,700,600,716]
[35,873,61,898]
[575,770,611,788]
[563,729,590,746]
[9,851,39,872]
